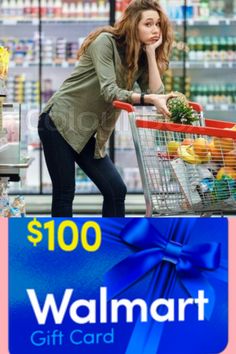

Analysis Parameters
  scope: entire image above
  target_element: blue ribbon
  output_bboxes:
[103,219,227,354]
[104,219,222,303]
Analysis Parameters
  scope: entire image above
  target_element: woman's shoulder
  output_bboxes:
[92,32,116,45]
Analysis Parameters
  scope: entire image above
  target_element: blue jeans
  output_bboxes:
[38,112,127,217]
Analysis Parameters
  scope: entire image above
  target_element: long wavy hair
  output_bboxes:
[77,0,173,89]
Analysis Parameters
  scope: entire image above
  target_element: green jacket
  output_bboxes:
[42,32,164,158]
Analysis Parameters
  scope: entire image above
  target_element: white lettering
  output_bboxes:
[150,299,174,322]
[70,300,96,324]
[195,290,209,320]
[26,289,73,325]
[111,299,147,323]
[100,286,107,323]
[27,287,209,325]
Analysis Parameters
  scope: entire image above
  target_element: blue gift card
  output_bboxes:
[9,218,228,354]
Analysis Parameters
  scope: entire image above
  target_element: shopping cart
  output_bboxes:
[113,100,236,216]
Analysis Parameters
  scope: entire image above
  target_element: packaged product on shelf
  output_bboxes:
[54,0,62,18]
[0,182,9,215]
[0,189,26,218]
[11,196,26,216]
[1,205,21,217]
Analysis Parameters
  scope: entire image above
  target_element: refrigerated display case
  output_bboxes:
[0,10,41,193]
[0,0,110,194]
[0,102,33,216]
[185,0,236,120]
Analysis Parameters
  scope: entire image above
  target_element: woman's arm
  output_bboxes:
[131,92,175,117]
[88,34,134,103]
[145,34,164,93]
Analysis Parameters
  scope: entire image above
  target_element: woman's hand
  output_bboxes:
[149,92,177,117]
[144,34,163,55]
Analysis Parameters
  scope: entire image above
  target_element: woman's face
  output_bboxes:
[138,10,161,45]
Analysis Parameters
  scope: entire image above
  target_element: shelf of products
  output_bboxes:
[0,0,110,194]
[185,4,236,120]
[0,0,110,20]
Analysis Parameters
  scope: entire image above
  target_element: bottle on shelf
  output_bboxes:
[53,0,62,18]
[40,0,47,17]
[83,1,91,18]
[75,0,83,17]
[47,0,54,18]
[23,0,32,17]
[68,2,77,18]
[199,0,210,19]
[31,0,39,18]
[61,1,69,18]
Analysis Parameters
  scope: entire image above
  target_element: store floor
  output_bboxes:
[23,194,146,216]
[23,194,236,217]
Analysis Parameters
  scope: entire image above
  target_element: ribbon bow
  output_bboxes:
[104,219,222,320]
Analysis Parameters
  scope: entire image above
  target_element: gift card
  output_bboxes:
[8,218,228,354]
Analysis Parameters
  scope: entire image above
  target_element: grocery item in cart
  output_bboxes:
[177,144,211,164]
[167,91,199,124]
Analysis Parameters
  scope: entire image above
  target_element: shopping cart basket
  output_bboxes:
[113,100,236,216]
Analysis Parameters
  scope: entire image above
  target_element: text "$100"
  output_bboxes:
[27,218,102,252]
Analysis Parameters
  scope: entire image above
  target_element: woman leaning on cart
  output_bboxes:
[38,0,174,217]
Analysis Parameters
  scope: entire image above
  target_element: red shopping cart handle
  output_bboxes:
[113,101,135,112]
[113,100,203,113]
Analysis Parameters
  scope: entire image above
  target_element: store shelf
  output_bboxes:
[9,61,76,68]
[19,103,39,111]
[187,62,236,69]
[0,19,39,25]
[173,17,236,27]
[113,147,134,152]
[171,61,236,69]
[0,18,108,26]
[205,104,236,112]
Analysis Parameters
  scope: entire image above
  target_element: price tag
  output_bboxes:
[32,19,38,26]
[221,104,228,111]
[208,18,220,25]
[3,19,16,25]
[61,61,69,68]
[187,19,194,26]
[206,104,214,111]
[229,105,236,111]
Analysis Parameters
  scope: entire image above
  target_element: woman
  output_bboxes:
[38,0,174,217]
